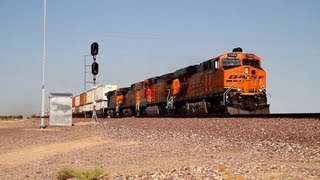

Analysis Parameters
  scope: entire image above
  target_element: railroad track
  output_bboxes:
[136,113,320,119]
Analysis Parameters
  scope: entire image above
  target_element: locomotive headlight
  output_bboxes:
[259,89,263,92]
[244,67,249,74]
[237,88,241,92]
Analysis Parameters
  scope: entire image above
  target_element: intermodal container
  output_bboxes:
[80,93,87,106]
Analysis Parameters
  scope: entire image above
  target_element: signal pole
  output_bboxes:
[90,42,99,122]
[83,55,91,92]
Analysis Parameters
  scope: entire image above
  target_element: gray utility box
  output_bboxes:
[49,93,73,126]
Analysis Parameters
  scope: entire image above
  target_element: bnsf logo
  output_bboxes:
[228,75,264,79]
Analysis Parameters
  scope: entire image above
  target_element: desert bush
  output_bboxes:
[0,115,23,120]
[218,164,243,180]
[56,166,105,180]
[56,167,75,180]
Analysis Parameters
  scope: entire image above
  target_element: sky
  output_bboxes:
[0,0,319,116]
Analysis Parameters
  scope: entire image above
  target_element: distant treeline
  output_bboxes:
[0,115,23,120]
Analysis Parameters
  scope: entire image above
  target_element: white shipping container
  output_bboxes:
[94,85,117,102]
[101,101,109,109]
[95,101,109,112]
[83,104,93,112]
[95,102,102,111]
[95,101,107,111]
[74,107,80,113]
[79,106,84,113]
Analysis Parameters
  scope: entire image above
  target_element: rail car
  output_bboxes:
[104,47,270,117]
[72,84,117,117]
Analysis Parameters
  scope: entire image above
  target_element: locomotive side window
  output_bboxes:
[197,64,204,72]
[211,60,220,72]
[135,83,143,90]
[203,60,211,70]
[214,60,219,69]
[222,58,241,69]
[243,59,260,67]
[203,63,208,70]
[211,61,215,71]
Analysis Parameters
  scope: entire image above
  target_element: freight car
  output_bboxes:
[105,48,270,117]
[72,84,117,117]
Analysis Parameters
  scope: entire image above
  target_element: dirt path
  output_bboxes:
[0,136,104,166]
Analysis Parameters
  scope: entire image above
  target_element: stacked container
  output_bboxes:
[71,84,118,117]
[95,85,118,102]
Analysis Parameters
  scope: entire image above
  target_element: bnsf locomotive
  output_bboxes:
[72,47,270,117]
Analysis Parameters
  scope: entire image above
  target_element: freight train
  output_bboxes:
[72,47,270,117]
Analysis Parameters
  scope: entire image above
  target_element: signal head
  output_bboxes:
[92,62,99,75]
[91,42,99,56]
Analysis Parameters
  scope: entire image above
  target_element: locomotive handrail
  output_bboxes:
[166,89,175,110]
[259,80,271,98]
[135,103,140,116]
[222,86,233,105]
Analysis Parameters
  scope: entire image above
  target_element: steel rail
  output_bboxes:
[134,113,320,119]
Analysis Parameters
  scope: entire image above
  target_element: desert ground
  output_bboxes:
[0,117,319,179]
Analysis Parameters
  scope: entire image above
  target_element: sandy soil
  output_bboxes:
[0,117,319,179]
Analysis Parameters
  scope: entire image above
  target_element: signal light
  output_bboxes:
[91,42,99,56]
[92,62,99,75]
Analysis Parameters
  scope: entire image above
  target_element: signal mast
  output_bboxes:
[90,42,99,122]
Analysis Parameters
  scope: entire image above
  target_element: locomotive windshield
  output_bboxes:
[222,58,241,69]
[243,59,260,67]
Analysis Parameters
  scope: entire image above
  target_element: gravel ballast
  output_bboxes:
[0,117,319,179]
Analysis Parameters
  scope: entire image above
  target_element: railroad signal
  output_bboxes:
[92,62,99,75]
[91,42,99,57]
[90,42,99,76]
[90,42,100,122]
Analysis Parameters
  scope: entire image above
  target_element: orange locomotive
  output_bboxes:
[106,47,269,116]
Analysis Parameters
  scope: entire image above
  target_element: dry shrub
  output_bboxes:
[57,166,106,180]
[0,115,23,120]
[218,164,243,180]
